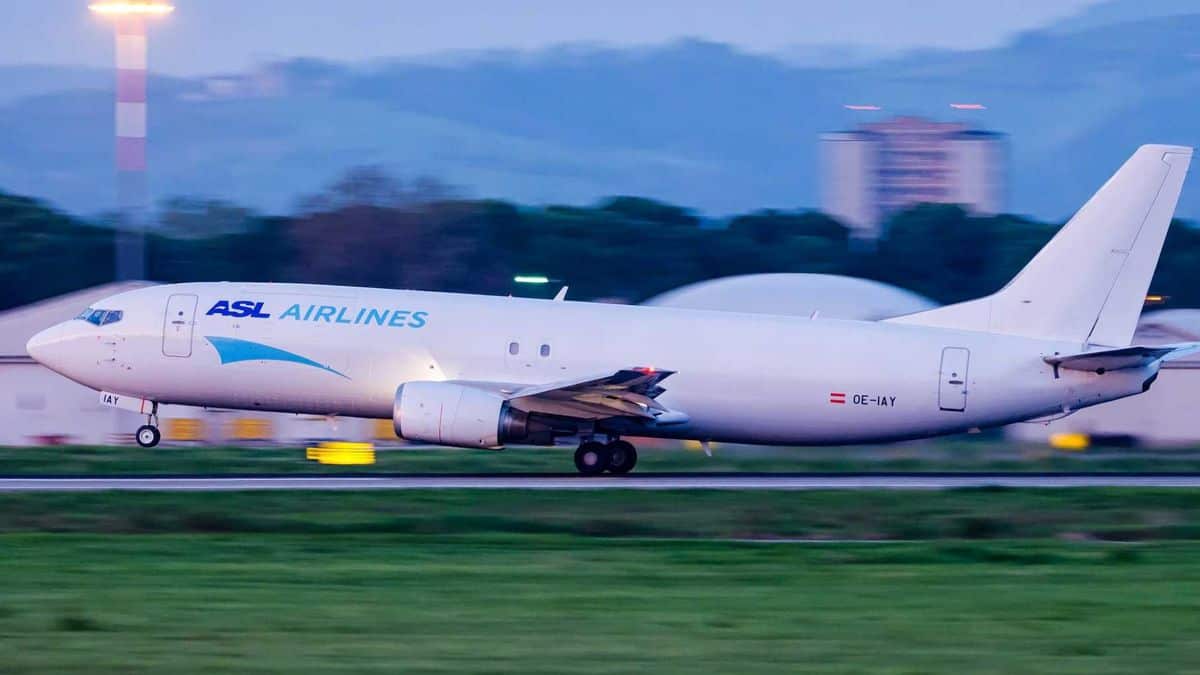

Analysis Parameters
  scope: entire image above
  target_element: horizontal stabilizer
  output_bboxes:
[1044,342,1200,373]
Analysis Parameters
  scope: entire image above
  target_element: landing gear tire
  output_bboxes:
[136,425,161,448]
[574,441,611,476]
[606,440,638,474]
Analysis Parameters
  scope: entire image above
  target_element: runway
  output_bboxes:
[2,473,1200,492]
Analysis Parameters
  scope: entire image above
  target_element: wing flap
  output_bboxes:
[436,368,684,422]
[509,368,681,421]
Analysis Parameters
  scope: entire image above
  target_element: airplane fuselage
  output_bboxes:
[28,282,1153,445]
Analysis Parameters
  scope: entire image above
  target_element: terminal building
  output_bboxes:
[820,116,1007,240]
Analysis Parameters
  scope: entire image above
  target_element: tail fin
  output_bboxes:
[888,144,1193,346]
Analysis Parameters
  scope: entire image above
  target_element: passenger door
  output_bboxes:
[938,347,970,412]
[163,294,198,357]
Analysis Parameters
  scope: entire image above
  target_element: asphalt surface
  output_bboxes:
[2,473,1200,492]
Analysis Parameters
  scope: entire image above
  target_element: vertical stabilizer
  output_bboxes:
[888,145,1193,346]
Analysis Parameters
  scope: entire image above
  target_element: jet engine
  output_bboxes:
[394,381,529,449]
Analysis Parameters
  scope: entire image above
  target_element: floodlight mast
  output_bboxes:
[89,2,175,14]
[89,2,174,281]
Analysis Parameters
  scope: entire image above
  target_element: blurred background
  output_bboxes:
[1,0,1199,447]
[7,5,1200,674]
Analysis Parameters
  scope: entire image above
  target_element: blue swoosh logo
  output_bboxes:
[204,336,349,379]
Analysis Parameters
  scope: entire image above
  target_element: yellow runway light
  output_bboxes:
[1049,433,1090,451]
[306,441,377,465]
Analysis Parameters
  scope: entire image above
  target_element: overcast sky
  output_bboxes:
[3,0,1103,75]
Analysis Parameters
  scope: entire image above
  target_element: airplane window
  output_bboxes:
[77,308,123,326]
[509,342,520,355]
[540,344,551,358]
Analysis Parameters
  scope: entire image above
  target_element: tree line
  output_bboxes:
[2,170,1199,313]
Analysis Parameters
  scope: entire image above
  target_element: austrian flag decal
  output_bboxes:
[829,392,846,405]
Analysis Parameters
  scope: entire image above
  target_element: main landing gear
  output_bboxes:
[574,439,638,475]
[135,403,161,448]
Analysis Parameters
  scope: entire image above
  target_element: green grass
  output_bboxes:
[6,439,1200,475]
[3,488,1200,541]
[5,458,1200,672]
[1,534,1199,674]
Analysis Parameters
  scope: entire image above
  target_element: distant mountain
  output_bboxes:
[0,9,1198,220]
[1046,0,1198,35]
[0,65,109,105]
[771,44,902,69]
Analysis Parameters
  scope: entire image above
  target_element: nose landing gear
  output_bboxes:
[573,438,638,475]
[136,424,161,448]
[135,403,161,448]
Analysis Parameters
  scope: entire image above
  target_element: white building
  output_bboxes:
[819,132,879,238]
[644,273,936,320]
[820,117,1007,240]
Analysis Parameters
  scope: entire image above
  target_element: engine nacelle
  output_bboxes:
[394,381,528,449]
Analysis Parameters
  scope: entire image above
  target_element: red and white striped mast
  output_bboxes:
[89,2,174,280]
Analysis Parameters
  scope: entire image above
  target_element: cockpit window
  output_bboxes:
[76,307,124,326]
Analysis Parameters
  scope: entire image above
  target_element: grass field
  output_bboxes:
[5,464,1200,672]
[2,534,1199,674]
[6,440,1200,475]
[3,488,1200,540]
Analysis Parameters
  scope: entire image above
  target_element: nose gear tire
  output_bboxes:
[136,425,161,448]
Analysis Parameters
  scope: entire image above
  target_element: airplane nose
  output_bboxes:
[26,324,65,366]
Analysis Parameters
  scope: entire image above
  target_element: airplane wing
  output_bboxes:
[1044,342,1200,373]
[510,368,687,422]
[450,368,688,423]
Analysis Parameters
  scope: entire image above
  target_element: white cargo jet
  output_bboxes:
[26,145,1195,474]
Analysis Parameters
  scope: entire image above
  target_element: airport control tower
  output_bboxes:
[89,1,175,281]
